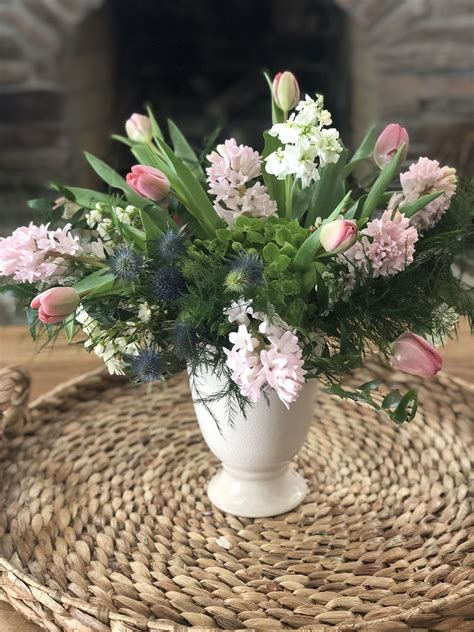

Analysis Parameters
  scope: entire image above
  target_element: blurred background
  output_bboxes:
[0,0,473,237]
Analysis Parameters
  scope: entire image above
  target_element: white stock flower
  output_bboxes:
[265,94,342,189]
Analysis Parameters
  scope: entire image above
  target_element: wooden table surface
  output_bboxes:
[0,323,472,631]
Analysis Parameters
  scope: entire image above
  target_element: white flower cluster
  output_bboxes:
[265,95,342,189]
[85,204,138,241]
[76,303,152,375]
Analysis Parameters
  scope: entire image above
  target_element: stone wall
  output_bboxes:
[0,0,473,233]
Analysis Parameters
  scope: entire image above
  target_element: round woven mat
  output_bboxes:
[0,361,473,632]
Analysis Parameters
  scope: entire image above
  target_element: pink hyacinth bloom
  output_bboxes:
[0,223,82,283]
[259,344,305,409]
[224,346,265,403]
[31,286,80,324]
[373,124,409,168]
[207,138,277,225]
[344,210,418,278]
[399,157,457,229]
[207,138,262,189]
[126,165,170,202]
[229,324,259,353]
[392,332,442,378]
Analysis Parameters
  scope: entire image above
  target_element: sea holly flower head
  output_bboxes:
[129,347,163,382]
[109,246,143,280]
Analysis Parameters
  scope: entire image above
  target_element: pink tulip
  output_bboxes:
[125,113,152,143]
[373,124,409,168]
[320,219,357,254]
[272,71,300,113]
[392,332,442,378]
[31,287,80,325]
[126,165,170,202]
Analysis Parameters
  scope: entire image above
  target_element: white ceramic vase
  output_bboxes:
[190,365,315,518]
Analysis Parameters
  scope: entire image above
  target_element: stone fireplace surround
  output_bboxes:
[0,0,473,233]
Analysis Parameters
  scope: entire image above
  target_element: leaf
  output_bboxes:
[146,103,165,141]
[154,136,223,237]
[63,313,76,343]
[118,223,146,251]
[276,254,291,271]
[0,283,36,299]
[53,186,119,209]
[292,179,314,220]
[261,132,286,215]
[360,144,406,219]
[293,191,352,271]
[27,197,53,213]
[263,242,280,263]
[168,119,205,181]
[302,264,317,293]
[305,149,348,227]
[111,133,134,147]
[26,307,38,341]
[140,208,163,252]
[132,143,171,173]
[315,268,328,310]
[359,379,382,392]
[382,389,402,409]
[73,270,115,295]
[84,152,147,209]
[247,231,266,244]
[343,125,377,176]
[391,389,418,424]
[263,70,284,125]
[401,191,444,218]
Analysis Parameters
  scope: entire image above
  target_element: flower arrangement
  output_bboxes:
[1,71,472,425]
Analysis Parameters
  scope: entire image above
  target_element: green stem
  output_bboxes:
[76,255,107,269]
[285,176,295,218]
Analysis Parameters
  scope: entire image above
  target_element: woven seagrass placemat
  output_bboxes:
[0,361,473,632]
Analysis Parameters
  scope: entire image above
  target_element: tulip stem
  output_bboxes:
[285,177,296,218]
[77,256,108,269]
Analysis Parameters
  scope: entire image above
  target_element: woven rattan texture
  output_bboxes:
[0,361,473,632]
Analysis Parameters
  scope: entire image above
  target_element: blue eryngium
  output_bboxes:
[129,348,163,383]
[109,246,143,280]
[225,254,264,292]
[154,230,186,262]
[151,266,186,302]
[172,321,197,360]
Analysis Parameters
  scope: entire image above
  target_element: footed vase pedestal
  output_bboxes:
[190,367,315,518]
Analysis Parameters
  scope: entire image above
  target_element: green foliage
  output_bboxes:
[168,119,205,182]
[360,144,406,219]
[261,132,286,215]
[305,149,348,226]
[294,191,352,271]
[343,125,377,176]
[326,382,418,425]
[181,216,313,330]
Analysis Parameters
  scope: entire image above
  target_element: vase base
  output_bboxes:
[207,467,308,518]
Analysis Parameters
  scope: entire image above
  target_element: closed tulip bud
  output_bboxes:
[126,165,170,202]
[125,113,153,143]
[373,123,409,168]
[31,287,80,324]
[320,219,357,254]
[272,71,300,113]
[391,332,442,378]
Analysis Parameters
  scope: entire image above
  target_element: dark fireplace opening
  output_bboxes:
[96,0,350,174]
